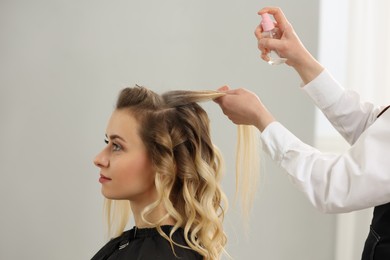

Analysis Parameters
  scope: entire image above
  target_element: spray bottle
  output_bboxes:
[261,13,287,65]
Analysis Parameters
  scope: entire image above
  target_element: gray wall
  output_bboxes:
[0,0,335,259]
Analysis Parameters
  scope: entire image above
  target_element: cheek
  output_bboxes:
[120,154,155,186]
[101,154,156,200]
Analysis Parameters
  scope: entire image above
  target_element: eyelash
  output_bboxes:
[104,139,122,152]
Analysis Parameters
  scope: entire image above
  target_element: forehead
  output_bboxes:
[106,109,140,140]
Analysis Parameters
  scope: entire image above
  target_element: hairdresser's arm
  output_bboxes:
[256,7,383,144]
[216,88,390,213]
[303,69,383,144]
[261,114,390,213]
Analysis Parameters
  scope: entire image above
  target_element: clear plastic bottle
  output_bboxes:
[260,13,287,65]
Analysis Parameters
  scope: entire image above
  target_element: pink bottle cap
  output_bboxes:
[261,13,275,32]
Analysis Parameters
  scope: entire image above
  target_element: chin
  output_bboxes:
[101,189,133,201]
[101,188,119,200]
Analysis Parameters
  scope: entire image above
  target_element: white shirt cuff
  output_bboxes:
[260,121,299,164]
[302,69,345,110]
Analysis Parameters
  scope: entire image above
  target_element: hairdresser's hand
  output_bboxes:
[255,7,324,84]
[215,86,275,132]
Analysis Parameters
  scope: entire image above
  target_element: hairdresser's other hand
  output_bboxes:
[215,86,275,132]
[255,6,324,84]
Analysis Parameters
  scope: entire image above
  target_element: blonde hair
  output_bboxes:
[103,86,259,259]
[236,125,260,222]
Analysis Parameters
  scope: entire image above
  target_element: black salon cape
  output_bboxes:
[91,225,203,260]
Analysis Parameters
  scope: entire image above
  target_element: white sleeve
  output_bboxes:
[303,69,383,144]
[261,113,390,213]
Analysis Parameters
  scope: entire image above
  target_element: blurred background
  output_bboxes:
[2,0,388,259]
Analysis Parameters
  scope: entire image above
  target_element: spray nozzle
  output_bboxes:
[261,13,275,32]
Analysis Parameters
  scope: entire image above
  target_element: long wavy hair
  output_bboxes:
[103,85,259,259]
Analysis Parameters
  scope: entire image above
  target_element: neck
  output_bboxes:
[130,191,175,228]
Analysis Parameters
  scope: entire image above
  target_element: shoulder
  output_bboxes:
[91,231,129,260]
[92,226,203,260]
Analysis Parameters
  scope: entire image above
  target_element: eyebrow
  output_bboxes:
[105,134,126,143]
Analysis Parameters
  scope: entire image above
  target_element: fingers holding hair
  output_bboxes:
[217,85,230,92]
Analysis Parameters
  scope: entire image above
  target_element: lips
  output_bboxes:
[100,174,112,180]
[99,174,112,183]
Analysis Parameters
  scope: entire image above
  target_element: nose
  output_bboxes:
[93,149,109,168]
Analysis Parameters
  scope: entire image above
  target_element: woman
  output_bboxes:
[92,85,257,260]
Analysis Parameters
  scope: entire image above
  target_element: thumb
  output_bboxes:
[217,85,230,92]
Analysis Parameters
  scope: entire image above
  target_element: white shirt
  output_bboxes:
[260,69,390,213]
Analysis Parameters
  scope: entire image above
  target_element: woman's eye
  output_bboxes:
[104,138,122,151]
[112,143,122,151]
